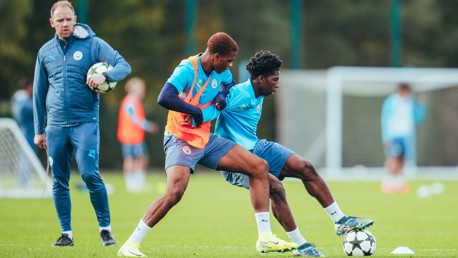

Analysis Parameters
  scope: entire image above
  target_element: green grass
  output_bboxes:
[1,170,457,257]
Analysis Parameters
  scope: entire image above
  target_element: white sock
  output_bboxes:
[134,170,146,188]
[255,212,272,235]
[125,173,136,190]
[62,230,73,240]
[99,225,112,232]
[286,228,307,246]
[127,219,151,245]
[324,202,345,222]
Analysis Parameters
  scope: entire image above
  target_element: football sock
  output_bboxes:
[324,202,345,222]
[125,173,136,191]
[133,170,146,189]
[62,230,73,240]
[99,225,112,232]
[286,228,307,246]
[254,212,272,235]
[127,219,151,245]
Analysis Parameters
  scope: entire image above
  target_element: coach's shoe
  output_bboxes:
[335,216,374,236]
[52,233,74,246]
[292,242,326,257]
[100,229,116,246]
[256,232,297,253]
[118,241,146,257]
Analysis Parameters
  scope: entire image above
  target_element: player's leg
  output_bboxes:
[121,144,136,191]
[123,157,137,191]
[280,153,373,236]
[72,122,115,246]
[218,144,270,212]
[132,144,149,191]
[281,154,335,208]
[119,135,197,256]
[118,165,191,257]
[269,174,296,232]
[382,138,408,193]
[46,125,74,246]
[250,140,323,256]
[216,145,295,253]
[144,165,190,226]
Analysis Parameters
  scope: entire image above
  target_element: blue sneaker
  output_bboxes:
[335,216,374,236]
[292,242,325,257]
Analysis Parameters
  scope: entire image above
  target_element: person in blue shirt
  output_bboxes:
[11,77,35,187]
[215,50,375,257]
[33,0,131,247]
[380,83,427,194]
[118,33,295,257]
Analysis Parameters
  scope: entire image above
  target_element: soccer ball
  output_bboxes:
[86,62,117,93]
[343,230,376,256]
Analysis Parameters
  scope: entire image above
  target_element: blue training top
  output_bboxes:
[214,79,263,150]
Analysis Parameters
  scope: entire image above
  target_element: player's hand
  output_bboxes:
[214,93,227,110]
[183,111,203,127]
[183,115,193,126]
[147,122,159,134]
[34,134,47,150]
[193,111,203,127]
[86,74,106,89]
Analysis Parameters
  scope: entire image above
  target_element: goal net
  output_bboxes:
[0,118,51,198]
[277,67,458,180]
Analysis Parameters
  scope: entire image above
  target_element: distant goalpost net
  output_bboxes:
[277,67,458,180]
[0,118,52,198]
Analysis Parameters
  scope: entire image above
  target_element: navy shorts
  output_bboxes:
[221,139,295,189]
[163,133,237,172]
[385,137,407,158]
[121,143,147,158]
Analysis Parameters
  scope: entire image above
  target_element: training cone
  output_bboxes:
[391,246,415,255]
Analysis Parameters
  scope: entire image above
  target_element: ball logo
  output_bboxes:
[73,51,83,61]
[211,79,218,89]
[182,146,191,155]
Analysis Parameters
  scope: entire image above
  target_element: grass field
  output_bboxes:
[0,169,457,257]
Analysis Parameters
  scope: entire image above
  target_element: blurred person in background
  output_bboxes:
[11,77,35,187]
[381,83,427,194]
[33,0,131,247]
[117,77,158,193]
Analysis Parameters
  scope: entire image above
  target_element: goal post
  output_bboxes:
[277,67,458,179]
[0,118,52,198]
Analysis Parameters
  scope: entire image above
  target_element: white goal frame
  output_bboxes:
[0,118,52,198]
[325,66,458,177]
[278,67,458,181]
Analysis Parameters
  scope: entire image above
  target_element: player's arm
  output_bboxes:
[157,83,203,126]
[380,97,390,143]
[125,103,157,133]
[32,54,49,136]
[32,54,49,149]
[94,38,131,83]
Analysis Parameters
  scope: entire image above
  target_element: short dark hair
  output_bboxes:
[398,83,411,91]
[246,50,282,79]
[207,32,238,56]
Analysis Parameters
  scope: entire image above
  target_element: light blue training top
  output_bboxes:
[214,79,263,150]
